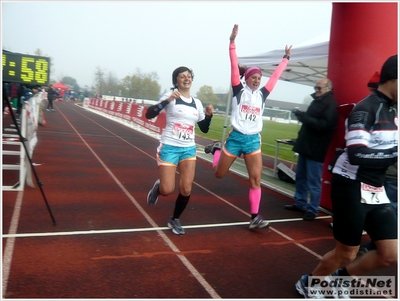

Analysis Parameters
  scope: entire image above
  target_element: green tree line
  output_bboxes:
[34,46,225,104]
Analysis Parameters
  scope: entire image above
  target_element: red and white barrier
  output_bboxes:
[83,98,166,135]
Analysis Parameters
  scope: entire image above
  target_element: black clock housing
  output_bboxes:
[2,50,51,85]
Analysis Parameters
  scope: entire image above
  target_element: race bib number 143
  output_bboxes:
[172,123,194,141]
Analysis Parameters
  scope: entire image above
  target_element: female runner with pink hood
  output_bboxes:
[205,24,292,229]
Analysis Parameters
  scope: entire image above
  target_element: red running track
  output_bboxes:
[2,101,396,298]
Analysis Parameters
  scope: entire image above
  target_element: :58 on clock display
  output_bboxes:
[2,50,51,85]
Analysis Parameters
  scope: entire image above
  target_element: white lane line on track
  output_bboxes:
[2,215,332,238]
[2,104,332,299]
[2,190,24,296]
[62,105,337,265]
[269,227,324,260]
[57,106,221,299]
[76,105,336,269]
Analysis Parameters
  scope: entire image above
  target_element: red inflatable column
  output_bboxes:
[320,2,398,211]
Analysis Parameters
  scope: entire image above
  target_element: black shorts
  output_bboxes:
[331,174,397,246]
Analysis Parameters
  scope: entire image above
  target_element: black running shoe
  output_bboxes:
[204,141,222,155]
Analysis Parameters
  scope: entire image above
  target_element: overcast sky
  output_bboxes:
[2,1,333,103]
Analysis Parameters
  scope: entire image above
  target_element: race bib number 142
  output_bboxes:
[239,104,260,121]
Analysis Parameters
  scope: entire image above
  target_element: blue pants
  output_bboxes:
[294,154,323,215]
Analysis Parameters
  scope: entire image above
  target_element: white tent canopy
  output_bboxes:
[238,41,329,86]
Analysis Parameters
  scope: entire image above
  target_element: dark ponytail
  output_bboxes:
[238,65,247,80]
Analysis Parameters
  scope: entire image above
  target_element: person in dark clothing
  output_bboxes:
[284,78,339,221]
[295,54,397,299]
[46,85,55,111]
[358,70,398,255]
[17,85,28,116]
[10,83,19,109]
[3,83,11,114]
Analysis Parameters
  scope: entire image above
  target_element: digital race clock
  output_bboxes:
[2,50,51,85]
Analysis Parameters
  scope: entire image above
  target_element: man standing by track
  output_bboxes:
[295,54,398,299]
[284,78,339,221]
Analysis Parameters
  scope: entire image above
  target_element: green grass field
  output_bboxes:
[196,114,300,162]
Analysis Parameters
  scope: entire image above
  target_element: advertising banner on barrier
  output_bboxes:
[25,95,41,187]
[85,99,166,135]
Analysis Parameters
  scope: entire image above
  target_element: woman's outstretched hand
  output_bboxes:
[230,24,238,43]
[285,45,292,57]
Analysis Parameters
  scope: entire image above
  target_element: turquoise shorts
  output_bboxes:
[224,129,261,157]
[157,143,197,167]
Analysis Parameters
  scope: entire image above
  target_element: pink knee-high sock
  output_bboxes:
[212,150,221,168]
[249,187,261,214]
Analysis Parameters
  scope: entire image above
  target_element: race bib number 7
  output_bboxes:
[360,183,390,205]
[172,123,194,141]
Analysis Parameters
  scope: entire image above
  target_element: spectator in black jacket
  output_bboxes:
[294,54,397,300]
[284,78,339,221]
[46,85,55,111]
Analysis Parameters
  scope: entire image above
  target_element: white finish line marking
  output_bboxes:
[3,216,331,238]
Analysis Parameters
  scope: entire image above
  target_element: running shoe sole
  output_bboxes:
[147,180,160,205]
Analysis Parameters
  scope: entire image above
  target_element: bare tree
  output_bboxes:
[93,67,105,95]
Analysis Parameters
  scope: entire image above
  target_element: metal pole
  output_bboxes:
[221,87,232,142]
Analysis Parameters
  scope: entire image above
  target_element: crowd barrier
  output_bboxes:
[2,102,36,191]
[83,98,166,135]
